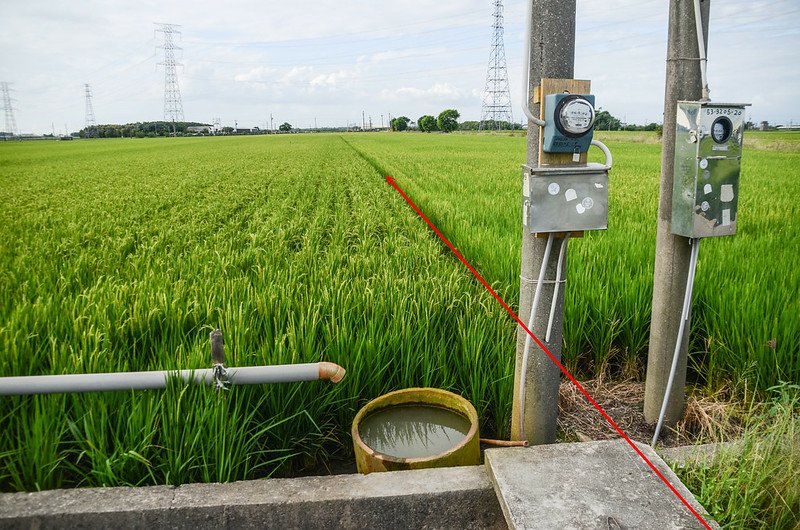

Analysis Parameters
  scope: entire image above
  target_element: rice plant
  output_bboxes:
[344,131,800,388]
[0,131,797,491]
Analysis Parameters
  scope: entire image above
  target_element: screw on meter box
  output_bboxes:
[671,101,749,238]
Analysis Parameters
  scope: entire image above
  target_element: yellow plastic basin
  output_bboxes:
[352,387,480,474]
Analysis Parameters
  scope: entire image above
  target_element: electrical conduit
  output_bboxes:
[651,238,700,446]
[521,0,546,127]
[693,0,710,101]
[518,233,554,439]
[546,235,569,343]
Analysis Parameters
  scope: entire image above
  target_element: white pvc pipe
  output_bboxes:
[546,235,569,343]
[521,0,546,127]
[0,362,345,396]
[519,232,554,439]
[651,238,700,446]
[590,139,613,169]
[693,0,710,101]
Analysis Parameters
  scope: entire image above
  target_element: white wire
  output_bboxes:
[519,233,554,440]
[521,0,546,127]
[693,0,710,101]
[546,235,570,343]
[651,238,700,446]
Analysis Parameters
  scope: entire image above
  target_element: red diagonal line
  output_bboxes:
[385,175,712,530]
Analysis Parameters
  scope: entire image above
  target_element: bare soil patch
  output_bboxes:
[558,376,743,448]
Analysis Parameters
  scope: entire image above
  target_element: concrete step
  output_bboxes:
[484,439,718,530]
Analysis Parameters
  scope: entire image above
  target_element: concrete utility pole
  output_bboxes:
[644,0,711,426]
[511,0,576,445]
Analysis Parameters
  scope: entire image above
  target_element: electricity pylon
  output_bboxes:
[155,23,184,132]
[1,82,18,136]
[84,84,97,135]
[479,0,514,131]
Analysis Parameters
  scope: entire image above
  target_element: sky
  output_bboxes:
[1,0,798,135]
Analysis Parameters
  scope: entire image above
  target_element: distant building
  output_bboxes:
[187,125,211,135]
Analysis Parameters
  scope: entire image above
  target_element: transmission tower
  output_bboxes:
[1,82,18,137]
[479,0,513,131]
[84,84,97,132]
[155,23,184,129]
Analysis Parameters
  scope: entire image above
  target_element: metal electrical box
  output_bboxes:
[542,93,596,153]
[672,101,748,238]
[522,163,609,233]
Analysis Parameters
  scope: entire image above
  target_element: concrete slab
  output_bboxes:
[0,465,506,529]
[485,439,718,530]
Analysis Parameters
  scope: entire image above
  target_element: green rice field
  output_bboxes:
[0,131,798,493]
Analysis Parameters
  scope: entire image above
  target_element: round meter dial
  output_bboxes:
[554,95,596,138]
[711,116,733,144]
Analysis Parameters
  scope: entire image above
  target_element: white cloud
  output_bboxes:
[233,66,278,84]
[381,83,469,102]
[310,69,358,88]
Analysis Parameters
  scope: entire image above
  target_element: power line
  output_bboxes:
[181,8,489,48]
[155,22,185,127]
[480,0,513,130]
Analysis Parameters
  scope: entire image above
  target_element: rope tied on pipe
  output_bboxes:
[519,276,567,286]
[210,329,230,392]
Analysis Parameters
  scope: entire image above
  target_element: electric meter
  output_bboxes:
[542,93,596,154]
[671,101,749,238]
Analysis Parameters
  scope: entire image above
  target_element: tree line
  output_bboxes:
[390,109,461,133]
[79,121,216,138]
[79,110,662,138]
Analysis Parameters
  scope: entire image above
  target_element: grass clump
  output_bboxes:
[674,383,800,529]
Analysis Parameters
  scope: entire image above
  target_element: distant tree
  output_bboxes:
[418,115,438,132]
[594,110,622,131]
[436,109,460,133]
[390,116,411,132]
[459,120,479,131]
[278,122,292,132]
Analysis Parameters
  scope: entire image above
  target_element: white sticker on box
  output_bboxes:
[594,182,604,189]
[565,188,577,202]
[582,197,594,210]
[720,184,734,202]
[722,208,731,226]
[576,203,586,214]
[548,182,560,195]
[704,184,712,195]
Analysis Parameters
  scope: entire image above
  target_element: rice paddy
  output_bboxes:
[0,131,798,492]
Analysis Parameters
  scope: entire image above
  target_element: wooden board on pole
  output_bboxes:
[536,78,591,165]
